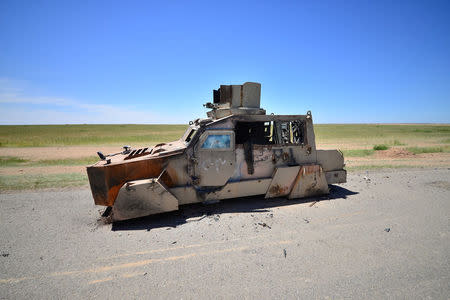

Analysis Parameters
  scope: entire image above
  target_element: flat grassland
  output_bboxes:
[1,124,449,190]
[0,124,187,147]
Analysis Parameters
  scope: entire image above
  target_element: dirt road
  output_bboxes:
[1,169,449,299]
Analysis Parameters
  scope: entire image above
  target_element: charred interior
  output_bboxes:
[235,122,273,145]
[235,120,306,145]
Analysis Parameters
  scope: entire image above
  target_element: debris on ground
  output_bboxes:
[188,215,207,222]
[309,201,318,207]
[283,249,287,258]
[363,176,371,182]
[384,228,391,232]
[303,218,310,224]
[171,241,177,244]
[1,253,9,257]
[257,222,271,229]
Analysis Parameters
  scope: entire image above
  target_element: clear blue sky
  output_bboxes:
[0,0,449,124]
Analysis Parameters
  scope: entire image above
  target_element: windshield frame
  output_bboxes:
[181,125,199,145]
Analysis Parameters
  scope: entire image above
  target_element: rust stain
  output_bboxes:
[123,148,151,160]
[160,166,180,187]
[268,184,289,196]
[87,152,184,206]
[290,165,319,195]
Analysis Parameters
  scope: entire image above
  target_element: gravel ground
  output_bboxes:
[0,168,449,299]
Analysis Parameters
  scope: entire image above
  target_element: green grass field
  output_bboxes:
[406,146,447,154]
[0,124,448,147]
[314,124,450,139]
[0,173,88,190]
[341,149,374,157]
[314,124,450,149]
[0,156,98,167]
[0,124,187,147]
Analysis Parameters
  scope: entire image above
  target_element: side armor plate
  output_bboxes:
[112,173,178,221]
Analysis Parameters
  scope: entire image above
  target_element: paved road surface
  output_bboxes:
[1,169,449,299]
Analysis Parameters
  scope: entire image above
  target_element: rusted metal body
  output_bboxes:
[87,82,346,221]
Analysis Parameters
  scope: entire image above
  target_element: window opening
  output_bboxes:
[235,121,275,145]
[291,121,304,144]
[278,121,305,144]
[201,134,231,149]
[185,129,197,143]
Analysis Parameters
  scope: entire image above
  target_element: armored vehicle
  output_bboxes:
[87,82,346,221]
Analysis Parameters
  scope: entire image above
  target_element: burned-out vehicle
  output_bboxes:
[87,82,346,221]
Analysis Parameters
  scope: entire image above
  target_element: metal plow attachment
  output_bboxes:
[110,172,179,221]
[265,164,329,199]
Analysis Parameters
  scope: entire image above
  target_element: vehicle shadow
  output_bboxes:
[111,185,358,231]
